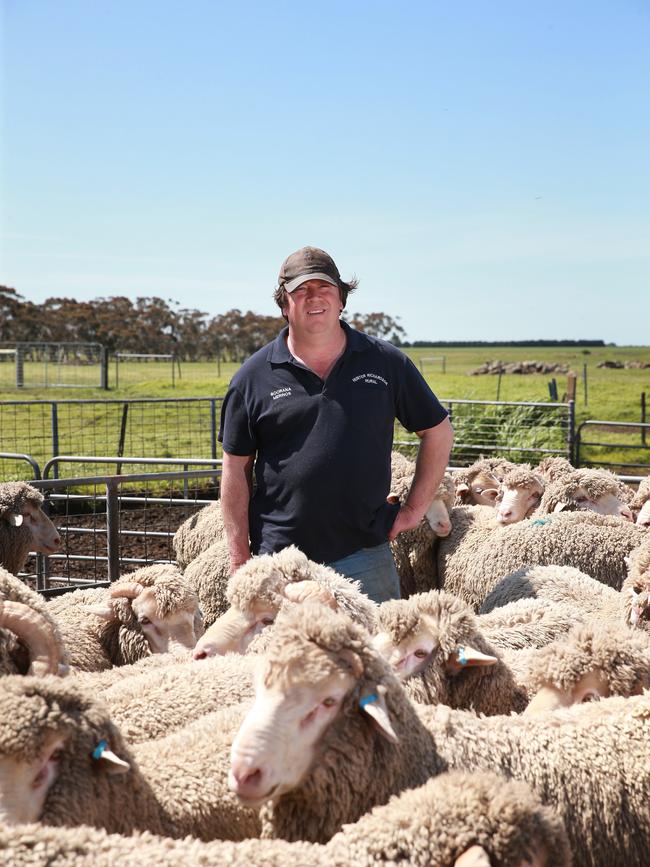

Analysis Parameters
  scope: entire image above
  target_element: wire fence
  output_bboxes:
[0,342,106,389]
[0,396,575,483]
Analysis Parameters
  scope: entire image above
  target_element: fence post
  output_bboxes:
[116,403,129,475]
[100,347,109,390]
[106,479,120,583]
[442,355,446,374]
[642,392,647,447]
[496,371,503,401]
[566,373,577,402]
[568,400,576,465]
[51,403,59,479]
[210,399,218,460]
[15,345,24,388]
[548,379,558,401]
[583,363,588,406]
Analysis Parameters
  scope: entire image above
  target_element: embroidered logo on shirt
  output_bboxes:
[352,373,388,386]
[270,387,293,400]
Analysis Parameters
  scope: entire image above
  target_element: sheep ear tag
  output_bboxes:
[91,740,130,776]
[447,645,498,676]
[359,684,399,744]
[8,512,24,527]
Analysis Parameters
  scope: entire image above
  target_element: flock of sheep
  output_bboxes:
[0,453,649,867]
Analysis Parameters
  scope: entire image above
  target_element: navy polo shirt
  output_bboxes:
[218,321,448,563]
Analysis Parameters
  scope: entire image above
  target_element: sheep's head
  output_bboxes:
[372,592,497,702]
[193,548,339,659]
[540,470,633,521]
[228,603,397,808]
[423,474,455,538]
[454,467,501,507]
[495,467,545,525]
[0,677,129,825]
[534,456,574,482]
[85,566,202,659]
[0,483,61,573]
[623,543,650,631]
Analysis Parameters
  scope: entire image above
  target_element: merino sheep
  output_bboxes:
[372,590,645,715]
[0,675,260,840]
[534,468,634,521]
[494,465,545,525]
[0,770,571,867]
[100,653,256,743]
[477,596,587,650]
[631,476,650,527]
[533,456,574,482]
[228,603,650,867]
[452,458,517,506]
[173,499,224,571]
[0,567,67,676]
[437,508,647,609]
[0,482,61,575]
[193,544,377,657]
[523,621,650,714]
[480,557,650,636]
[46,564,203,671]
[388,451,455,597]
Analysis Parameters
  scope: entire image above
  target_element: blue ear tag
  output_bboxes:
[457,646,468,666]
[359,692,378,708]
[92,739,108,760]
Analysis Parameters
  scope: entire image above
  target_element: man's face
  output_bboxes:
[282,279,342,335]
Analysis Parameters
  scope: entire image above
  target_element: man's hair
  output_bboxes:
[273,278,358,321]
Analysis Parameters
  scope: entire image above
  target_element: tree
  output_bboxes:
[345,312,406,343]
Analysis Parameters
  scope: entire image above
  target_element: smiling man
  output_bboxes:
[218,246,453,603]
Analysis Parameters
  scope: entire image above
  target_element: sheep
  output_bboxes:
[437,508,647,610]
[99,653,257,743]
[372,590,646,715]
[477,596,588,650]
[46,564,203,671]
[388,451,455,597]
[534,467,634,522]
[227,603,650,867]
[533,456,574,482]
[480,557,650,636]
[173,499,224,571]
[523,621,650,714]
[0,675,260,840]
[182,537,232,627]
[192,544,377,657]
[494,465,545,525]
[0,566,67,676]
[0,770,571,867]
[631,476,650,527]
[0,482,61,575]
[452,458,517,506]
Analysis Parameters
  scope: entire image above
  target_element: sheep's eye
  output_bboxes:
[139,616,152,625]
[574,496,588,504]
[322,697,337,708]
[414,649,429,659]
[261,617,275,626]
[50,748,63,762]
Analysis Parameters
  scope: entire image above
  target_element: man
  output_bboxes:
[218,246,453,602]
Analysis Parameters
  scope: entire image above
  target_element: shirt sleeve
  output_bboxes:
[394,354,449,433]
[218,385,258,455]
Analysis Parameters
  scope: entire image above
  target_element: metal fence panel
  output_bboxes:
[0,342,105,389]
[575,420,650,474]
[23,466,222,591]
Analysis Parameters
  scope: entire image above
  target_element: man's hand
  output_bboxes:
[388,503,424,541]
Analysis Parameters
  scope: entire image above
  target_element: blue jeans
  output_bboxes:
[327,542,401,604]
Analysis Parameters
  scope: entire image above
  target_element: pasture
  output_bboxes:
[1,344,648,476]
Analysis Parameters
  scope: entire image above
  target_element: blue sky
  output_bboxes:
[1,0,649,344]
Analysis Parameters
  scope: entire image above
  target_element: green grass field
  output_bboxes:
[1,345,649,477]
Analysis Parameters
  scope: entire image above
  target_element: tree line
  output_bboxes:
[0,286,405,361]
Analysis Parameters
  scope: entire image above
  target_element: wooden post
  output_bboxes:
[566,373,577,402]
[642,392,647,446]
[582,363,588,406]
[548,379,558,401]
[496,371,503,401]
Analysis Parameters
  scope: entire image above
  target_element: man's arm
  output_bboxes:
[388,416,454,541]
[220,451,255,574]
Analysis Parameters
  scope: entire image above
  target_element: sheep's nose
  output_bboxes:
[228,762,266,799]
[619,507,634,522]
[436,521,452,537]
[638,516,650,528]
[497,509,512,523]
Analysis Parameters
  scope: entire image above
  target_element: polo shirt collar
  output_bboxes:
[268,321,370,364]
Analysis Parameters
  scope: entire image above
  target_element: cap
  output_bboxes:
[278,246,341,293]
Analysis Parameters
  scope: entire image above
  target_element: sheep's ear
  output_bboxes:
[446,644,498,675]
[553,501,569,513]
[91,740,130,775]
[454,845,491,867]
[82,603,116,621]
[359,683,399,744]
[624,556,632,569]
[456,483,470,496]
[8,512,24,527]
